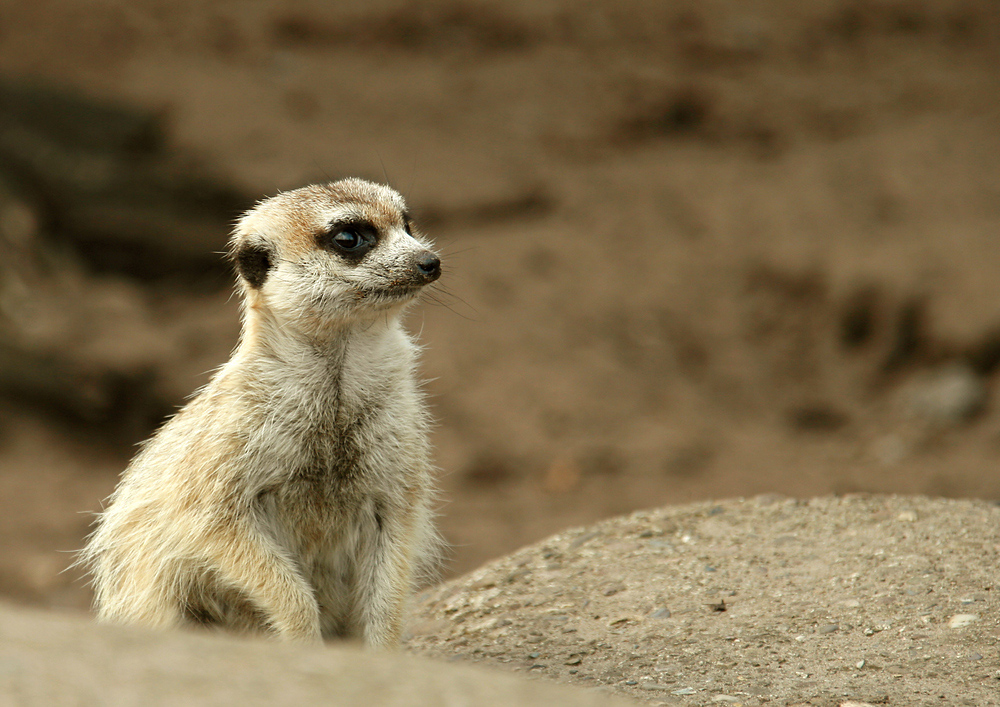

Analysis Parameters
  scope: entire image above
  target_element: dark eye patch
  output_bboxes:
[234,241,272,289]
[317,219,379,261]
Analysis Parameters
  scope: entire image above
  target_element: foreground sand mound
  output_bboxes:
[0,602,637,706]
[405,495,1000,705]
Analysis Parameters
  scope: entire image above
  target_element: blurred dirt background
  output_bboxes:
[0,0,998,613]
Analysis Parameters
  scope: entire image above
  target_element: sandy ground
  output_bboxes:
[0,600,639,706]
[0,0,997,621]
[406,495,1000,706]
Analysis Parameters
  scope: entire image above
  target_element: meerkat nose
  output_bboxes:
[414,251,441,283]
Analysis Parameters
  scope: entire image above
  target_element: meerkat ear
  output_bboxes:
[234,241,273,289]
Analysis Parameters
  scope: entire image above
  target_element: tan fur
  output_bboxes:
[80,178,442,647]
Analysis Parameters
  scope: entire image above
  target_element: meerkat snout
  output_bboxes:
[413,251,441,283]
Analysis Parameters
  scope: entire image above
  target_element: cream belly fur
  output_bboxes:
[80,179,442,647]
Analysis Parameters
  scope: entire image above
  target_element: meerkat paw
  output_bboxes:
[269,614,323,644]
[361,621,402,650]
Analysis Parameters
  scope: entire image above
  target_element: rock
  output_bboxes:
[903,363,986,425]
[948,614,978,629]
[640,683,672,691]
[0,602,640,707]
[406,496,1000,706]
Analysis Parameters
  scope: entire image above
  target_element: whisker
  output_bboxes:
[437,245,480,258]
[421,287,480,321]
[376,150,392,189]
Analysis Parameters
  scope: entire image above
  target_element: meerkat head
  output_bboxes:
[229,179,440,332]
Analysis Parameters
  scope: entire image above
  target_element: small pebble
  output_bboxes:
[904,362,985,424]
[568,531,600,551]
[640,683,672,691]
[948,614,978,629]
[528,652,540,659]
[969,653,983,661]
[650,608,671,619]
[672,687,697,695]
[624,680,638,685]
[855,660,866,669]
[819,623,839,634]
[896,510,918,522]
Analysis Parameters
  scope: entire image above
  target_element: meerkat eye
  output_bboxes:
[333,230,365,251]
[319,223,376,258]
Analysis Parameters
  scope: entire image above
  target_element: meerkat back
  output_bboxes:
[81,178,443,647]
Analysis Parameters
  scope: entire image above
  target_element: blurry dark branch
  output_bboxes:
[0,343,169,441]
[0,78,254,441]
[0,78,254,283]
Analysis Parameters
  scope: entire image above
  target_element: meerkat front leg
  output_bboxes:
[208,521,323,643]
[350,498,421,648]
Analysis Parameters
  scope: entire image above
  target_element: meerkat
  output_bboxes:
[80,178,442,648]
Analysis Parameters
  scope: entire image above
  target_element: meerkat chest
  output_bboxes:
[262,395,414,560]
[254,337,421,538]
